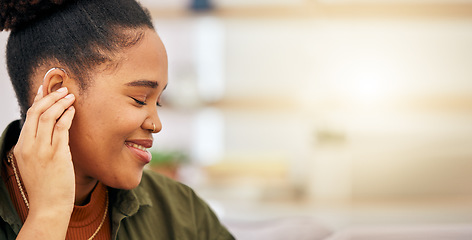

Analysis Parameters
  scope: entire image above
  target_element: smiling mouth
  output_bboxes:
[125,142,148,151]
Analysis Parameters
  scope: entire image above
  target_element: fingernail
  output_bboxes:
[65,94,74,99]
[57,87,67,93]
[37,85,43,95]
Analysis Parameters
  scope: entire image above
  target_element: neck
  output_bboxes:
[74,178,99,206]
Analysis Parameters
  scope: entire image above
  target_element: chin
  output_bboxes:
[105,171,144,190]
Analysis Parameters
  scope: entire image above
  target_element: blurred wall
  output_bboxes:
[0,32,20,131]
[149,2,472,203]
[1,1,472,206]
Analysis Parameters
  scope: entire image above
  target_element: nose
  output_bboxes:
[152,116,162,133]
[144,106,162,133]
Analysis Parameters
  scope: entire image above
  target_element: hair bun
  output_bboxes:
[0,0,68,31]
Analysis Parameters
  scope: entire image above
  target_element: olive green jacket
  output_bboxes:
[0,120,234,240]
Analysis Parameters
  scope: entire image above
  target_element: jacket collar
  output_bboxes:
[112,182,153,217]
[0,120,21,176]
[0,120,23,234]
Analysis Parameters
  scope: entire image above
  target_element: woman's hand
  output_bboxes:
[15,85,76,239]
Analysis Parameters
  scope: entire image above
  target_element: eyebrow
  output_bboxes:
[125,80,158,89]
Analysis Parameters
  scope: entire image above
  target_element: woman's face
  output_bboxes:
[68,29,168,189]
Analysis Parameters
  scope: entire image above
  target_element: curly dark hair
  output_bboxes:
[0,0,66,31]
[0,0,154,121]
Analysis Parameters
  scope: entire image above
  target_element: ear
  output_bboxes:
[41,68,68,97]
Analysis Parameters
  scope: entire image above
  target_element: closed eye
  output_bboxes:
[131,97,146,106]
[132,97,162,107]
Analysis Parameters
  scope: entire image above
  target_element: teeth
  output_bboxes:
[126,142,147,151]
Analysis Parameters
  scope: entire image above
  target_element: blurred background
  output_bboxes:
[1,0,472,238]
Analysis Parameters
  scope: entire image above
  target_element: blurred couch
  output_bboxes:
[222,217,332,240]
[223,218,472,240]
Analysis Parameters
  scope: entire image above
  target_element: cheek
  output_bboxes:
[73,100,144,141]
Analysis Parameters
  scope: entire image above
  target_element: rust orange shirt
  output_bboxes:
[2,156,111,240]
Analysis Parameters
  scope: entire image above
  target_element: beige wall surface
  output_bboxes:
[1,1,472,228]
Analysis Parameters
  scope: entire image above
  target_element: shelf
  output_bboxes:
[149,3,472,19]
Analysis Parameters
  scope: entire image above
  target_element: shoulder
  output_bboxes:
[133,170,235,240]
[135,169,210,220]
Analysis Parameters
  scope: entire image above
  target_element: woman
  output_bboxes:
[0,0,234,239]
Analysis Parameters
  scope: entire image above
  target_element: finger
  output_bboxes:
[32,85,44,103]
[36,94,75,146]
[19,85,46,142]
[22,87,69,140]
[52,105,75,150]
